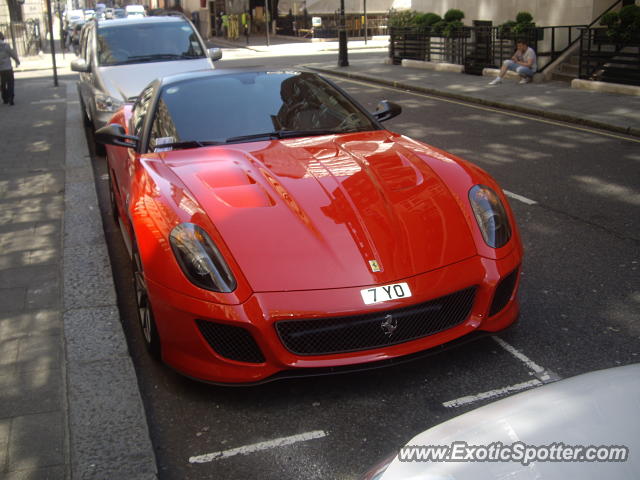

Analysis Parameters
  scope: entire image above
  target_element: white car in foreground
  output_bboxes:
[362,364,639,480]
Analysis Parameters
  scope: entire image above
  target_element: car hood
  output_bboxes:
[378,364,640,479]
[165,130,478,292]
[97,59,213,101]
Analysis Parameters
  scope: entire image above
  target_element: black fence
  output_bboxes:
[0,20,42,57]
[579,27,640,86]
[390,25,585,74]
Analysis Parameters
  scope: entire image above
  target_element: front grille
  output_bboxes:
[275,286,477,356]
[489,268,519,316]
[196,320,265,363]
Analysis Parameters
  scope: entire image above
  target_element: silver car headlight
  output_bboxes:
[468,185,512,248]
[169,223,237,293]
[95,93,123,112]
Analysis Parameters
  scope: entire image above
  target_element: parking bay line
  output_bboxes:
[189,430,328,464]
[503,190,538,206]
[492,337,560,383]
[442,338,561,408]
[443,379,542,408]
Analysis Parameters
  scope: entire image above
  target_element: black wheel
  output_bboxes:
[78,92,91,127]
[108,169,119,224]
[132,242,162,359]
[94,139,106,157]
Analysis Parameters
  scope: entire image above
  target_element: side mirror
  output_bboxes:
[95,124,139,149]
[70,58,91,73]
[208,47,222,62]
[373,100,402,122]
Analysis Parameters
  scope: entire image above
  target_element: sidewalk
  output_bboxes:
[1,66,156,477]
[303,56,640,136]
[16,52,72,74]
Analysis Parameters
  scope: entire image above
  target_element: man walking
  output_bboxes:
[489,39,537,85]
[0,32,20,105]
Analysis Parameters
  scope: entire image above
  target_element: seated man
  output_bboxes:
[489,39,537,85]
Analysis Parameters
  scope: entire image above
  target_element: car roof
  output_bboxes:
[94,16,187,27]
[156,69,304,89]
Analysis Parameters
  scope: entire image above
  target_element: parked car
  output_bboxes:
[125,4,146,17]
[104,7,114,19]
[113,8,126,18]
[361,364,640,479]
[65,8,85,24]
[71,16,222,132]
[95,70,523,384]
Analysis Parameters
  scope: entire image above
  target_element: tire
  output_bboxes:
[132,241,162,360]
[78,91,92,127]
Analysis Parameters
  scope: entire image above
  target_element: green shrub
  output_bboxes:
[443,8,464,22]
[601,5,640,43]
[431,19,447,35]
[515,11,533,24]
[415,12,441,27]
[443,20,464,37]
[600,11,619,27]
[618,4,640,26]
[388,9,418,28]
[500,13,535,39]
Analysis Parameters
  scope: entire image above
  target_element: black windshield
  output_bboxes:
[97,21,205,66]
[148,72,380,152]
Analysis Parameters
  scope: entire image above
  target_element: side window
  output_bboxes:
[130,86,155,139]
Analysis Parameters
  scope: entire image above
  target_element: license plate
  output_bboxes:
[360,282,412,305]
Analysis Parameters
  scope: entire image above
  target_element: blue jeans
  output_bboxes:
[504,60,535,77]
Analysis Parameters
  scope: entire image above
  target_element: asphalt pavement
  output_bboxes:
[1,39,639,479]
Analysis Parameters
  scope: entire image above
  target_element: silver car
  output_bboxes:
[362,364,640,479]
[71,16,222,131]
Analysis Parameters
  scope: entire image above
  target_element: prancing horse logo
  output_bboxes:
[380,314,398,337]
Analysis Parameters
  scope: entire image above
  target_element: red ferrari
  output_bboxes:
[96,70,523,384]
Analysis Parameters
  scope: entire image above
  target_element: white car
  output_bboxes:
[71,16,222,131]
[125,4,146,17]
[363,364,640,479]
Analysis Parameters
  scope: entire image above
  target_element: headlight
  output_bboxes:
[468,185,512,248]
[94,93,123,112]
[169,223,237,292]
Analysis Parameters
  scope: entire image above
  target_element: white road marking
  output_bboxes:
[100,173,109,181]
[189,430,328,464]
[493,337,560,383]
[504,190,538,205]
[442,379,542,408]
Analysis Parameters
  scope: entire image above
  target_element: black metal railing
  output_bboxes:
[389,24,584,72]
[389,27,471,65]
[579,27,640,85]
[0,20,42,57]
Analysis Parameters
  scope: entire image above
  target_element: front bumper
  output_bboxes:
[147,249,521,384]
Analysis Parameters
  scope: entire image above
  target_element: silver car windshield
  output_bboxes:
[97,21,205,66]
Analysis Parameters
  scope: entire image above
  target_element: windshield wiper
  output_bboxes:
[226,129,341,143]
[154,140,223,151]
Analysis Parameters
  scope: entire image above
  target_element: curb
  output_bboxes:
[306,66,640,138]
[63,82,158,479]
